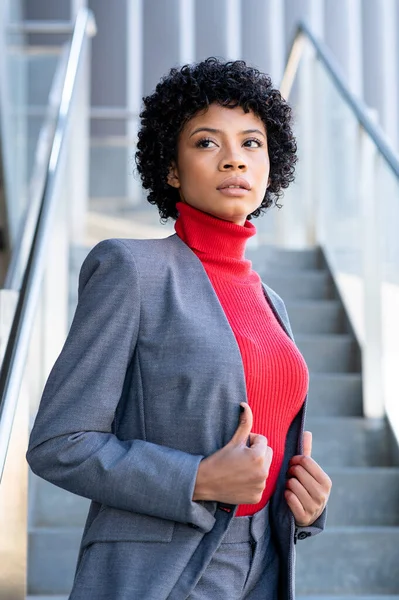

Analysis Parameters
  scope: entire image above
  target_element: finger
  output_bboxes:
[248,432,259,446]
[249,432,268,447]
[249,434,270,459]
[286,471,315,511]
[303,431,312,457]
[230,402,253,446]
[287,464,323,500]
[289,456,331,488]
[284,489,307,523]
[286,477,324,526]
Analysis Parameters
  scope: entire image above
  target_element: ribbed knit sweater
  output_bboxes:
[174,200,309,516]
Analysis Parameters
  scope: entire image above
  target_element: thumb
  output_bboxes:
[303,430,312,457]
[230,402,253,446]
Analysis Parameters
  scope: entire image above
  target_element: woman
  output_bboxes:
[27,57,332,599]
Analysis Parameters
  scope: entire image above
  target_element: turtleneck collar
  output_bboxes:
[174,200,259,281]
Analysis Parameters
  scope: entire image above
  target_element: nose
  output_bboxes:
[219,150,247,171]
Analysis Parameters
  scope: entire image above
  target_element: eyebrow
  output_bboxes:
[189,127,266,139]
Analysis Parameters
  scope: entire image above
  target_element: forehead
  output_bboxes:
[182,102,266,136]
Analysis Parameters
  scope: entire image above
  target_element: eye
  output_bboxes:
[244,138,264,148]
[195,137,217,148]
[195,137,264,148]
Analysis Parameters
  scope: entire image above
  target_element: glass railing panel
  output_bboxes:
[279,52,365,341]
[378,158,399,431]
[1,38,63,248]
[1,23,28,246]
[26,49,64,180]
[313,56,365,344]
[280,26,399,432]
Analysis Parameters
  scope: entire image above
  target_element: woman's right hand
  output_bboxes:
[192,402,273,505]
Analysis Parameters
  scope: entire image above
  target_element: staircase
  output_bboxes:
[248,245,399,599]
[26,244,399,598]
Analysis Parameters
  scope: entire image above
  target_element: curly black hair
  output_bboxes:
[135,57,297,221]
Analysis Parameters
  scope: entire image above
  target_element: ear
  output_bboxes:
[167,162,180,188]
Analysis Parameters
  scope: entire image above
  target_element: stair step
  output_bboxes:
[28,528,81,595]
[306,373,363,417]
[296,527,399,594]
[285,300,344,334]
[31,474,89,527]
[247,246,322,270]
[325,468,399,526]
[263,271,332,300]
[296,334,360,373]
[307,417,397,467]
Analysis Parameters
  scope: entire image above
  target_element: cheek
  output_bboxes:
[251,150,269,169]
[179,157,212,189]
[254,158,270,183]
[259,159,271,185]
[259,153,270,170]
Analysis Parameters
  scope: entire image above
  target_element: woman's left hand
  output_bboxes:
[285,431,332,527]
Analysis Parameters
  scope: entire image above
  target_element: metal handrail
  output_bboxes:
[281,20,399,181]
[0,8,96,482]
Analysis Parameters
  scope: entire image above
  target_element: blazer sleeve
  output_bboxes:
[295,505,328,542]
[26,238,216,533]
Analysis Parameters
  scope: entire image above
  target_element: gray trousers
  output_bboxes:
[69,502,279,600]
[188,501,279,599]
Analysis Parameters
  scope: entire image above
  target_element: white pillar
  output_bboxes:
[380,0,398,151]
[195,0,241,61]
[359,123,384,419]
[179,0,195,64]
[241,0,285,86]
[127,0,143,205]
[324,0,362,97]
[226,0,241,60]
[362,0,398,150]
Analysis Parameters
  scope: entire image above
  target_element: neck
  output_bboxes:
[174,201,258,280]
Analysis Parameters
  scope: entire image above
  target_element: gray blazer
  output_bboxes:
[27,234,327,600]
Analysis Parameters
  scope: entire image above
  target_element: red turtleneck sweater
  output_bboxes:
[174,201,309,516]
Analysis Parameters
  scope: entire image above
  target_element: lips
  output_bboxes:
[217,176,251,190]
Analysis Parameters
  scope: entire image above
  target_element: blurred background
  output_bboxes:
[0,1,399,599]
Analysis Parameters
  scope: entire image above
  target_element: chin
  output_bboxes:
[212,210,248,225]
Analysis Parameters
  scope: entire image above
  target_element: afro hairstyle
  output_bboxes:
[135,56,297,221]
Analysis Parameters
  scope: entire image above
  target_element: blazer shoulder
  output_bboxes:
[81,235,175,268]
[80,235,184,287]
[77,238,141,297]
[113,234,188,269]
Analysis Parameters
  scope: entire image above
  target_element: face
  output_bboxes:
[167,102,270,226]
